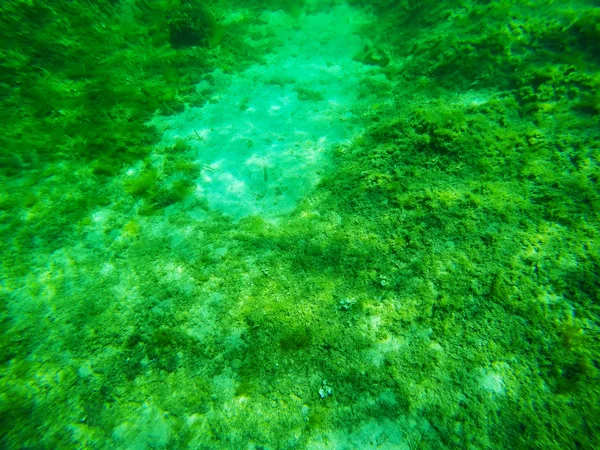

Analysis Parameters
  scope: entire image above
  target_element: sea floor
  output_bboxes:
[1,0,599,449]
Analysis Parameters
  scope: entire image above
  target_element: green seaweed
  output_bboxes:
[0,1,599,449]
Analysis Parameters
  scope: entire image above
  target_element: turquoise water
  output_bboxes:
[1,0,599,449]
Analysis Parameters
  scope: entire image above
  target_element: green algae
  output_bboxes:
[1,0,599,449]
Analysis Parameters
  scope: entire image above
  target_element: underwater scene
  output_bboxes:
[1,0,599,448]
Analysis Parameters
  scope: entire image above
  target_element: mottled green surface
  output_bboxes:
[1,1,599,449]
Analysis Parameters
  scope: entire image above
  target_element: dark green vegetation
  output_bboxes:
[0,0,260,254]
[1,0,599,449]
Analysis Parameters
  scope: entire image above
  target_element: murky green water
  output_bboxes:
[1,1,599,448]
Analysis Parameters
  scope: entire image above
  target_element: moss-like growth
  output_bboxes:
[167,0,226,49]
[1,1,599,449]
[279,327,311,351]
[124,169,160,197]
